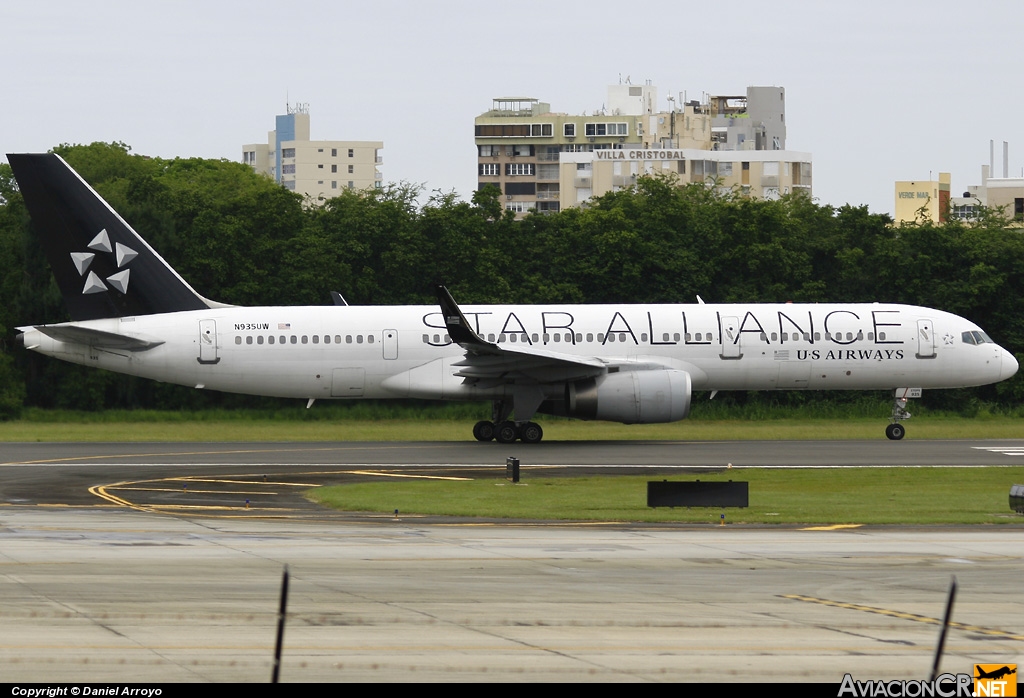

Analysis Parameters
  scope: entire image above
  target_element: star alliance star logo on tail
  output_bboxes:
[70,229,138,296]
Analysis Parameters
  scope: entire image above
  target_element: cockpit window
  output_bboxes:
[962,331,992,345]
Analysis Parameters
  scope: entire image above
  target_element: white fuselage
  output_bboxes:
[19,302,1017,404]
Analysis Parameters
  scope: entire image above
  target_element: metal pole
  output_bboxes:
[272,565,290,683]
[929,576,957,682]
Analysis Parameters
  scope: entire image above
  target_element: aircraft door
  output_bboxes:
[383,329,398,360]
[198,319,220,364]
[916,319,935,359]
[720,316,742,360]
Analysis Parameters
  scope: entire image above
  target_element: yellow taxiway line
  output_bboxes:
[782,594,1024,640]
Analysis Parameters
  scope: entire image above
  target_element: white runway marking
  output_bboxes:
[2,461,1023,468]
[972,446,1024,457]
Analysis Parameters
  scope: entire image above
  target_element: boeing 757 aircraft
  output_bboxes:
[8,153,1018,443]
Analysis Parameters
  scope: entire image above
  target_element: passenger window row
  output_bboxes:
[754,331,885,342]
[234,334,376,346]
[420,332,717,344]
[414,330,893,346]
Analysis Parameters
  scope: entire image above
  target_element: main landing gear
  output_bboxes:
[886,393,912,440]
[473,398,545,443]
[473,419,544,444]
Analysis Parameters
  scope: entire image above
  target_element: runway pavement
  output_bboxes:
[6,438,1024,470]
[0,440,1022,682]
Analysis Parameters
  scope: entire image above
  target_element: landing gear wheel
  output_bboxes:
[495,421,519,444]
[519,422,543,444]
[473,420,495,442]
[885,423,906,441]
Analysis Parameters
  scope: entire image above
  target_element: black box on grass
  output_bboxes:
[647,480,748,508]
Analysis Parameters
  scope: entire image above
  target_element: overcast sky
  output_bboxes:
[3,0,1022,215]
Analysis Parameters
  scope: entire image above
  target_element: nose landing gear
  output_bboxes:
[886,393,913,440]
[885,422,906,440]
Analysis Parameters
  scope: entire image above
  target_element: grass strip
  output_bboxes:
[308,467,1024,525]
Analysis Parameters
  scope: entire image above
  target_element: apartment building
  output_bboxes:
[562,148,812,206]
[243,105,383,201]
[474,84,810,216]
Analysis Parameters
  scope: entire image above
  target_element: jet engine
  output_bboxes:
[566,370,691,424]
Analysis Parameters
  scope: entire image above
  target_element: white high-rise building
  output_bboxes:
[243,105,383,201]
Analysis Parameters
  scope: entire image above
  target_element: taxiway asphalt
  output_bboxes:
[0,439,1022,682]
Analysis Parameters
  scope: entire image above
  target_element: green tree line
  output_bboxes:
[0,142,1021,418]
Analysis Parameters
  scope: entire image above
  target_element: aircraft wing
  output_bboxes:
[436,285,607,385]
[20,324,165,352]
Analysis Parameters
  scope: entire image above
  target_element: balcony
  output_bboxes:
[535,191,560,200]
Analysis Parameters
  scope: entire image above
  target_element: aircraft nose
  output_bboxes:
[1001,349,1019,381]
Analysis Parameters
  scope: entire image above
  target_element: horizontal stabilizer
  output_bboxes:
[31,325,165,351]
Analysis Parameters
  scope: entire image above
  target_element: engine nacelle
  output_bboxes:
[566,370,691,424]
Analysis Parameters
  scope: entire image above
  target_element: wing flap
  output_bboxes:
[452,346,606,382]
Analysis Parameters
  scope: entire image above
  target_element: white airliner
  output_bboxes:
[9,153,1018,443]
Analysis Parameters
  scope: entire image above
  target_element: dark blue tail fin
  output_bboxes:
[8,153,216,321]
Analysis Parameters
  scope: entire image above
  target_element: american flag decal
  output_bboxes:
[278,323,291,330]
